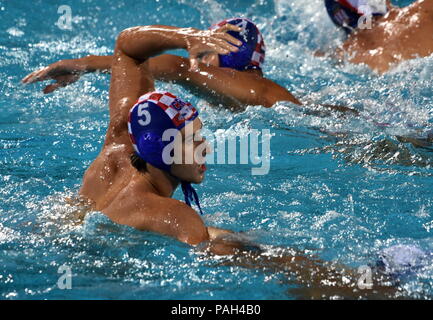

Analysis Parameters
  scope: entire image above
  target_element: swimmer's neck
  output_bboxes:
[134,165,179,198]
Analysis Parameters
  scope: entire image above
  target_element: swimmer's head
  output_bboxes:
[202,18,265,71]
[325,0,388,34]
[128,91,208,213]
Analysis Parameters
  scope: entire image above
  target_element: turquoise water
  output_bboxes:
[1,0,433,299]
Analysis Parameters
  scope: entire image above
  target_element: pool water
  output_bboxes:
[1,0,432,299]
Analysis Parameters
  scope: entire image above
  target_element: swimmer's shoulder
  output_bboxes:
[105,188,209,244]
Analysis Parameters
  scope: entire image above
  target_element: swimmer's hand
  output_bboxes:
[21,59,86,94]
[185,24,242,72]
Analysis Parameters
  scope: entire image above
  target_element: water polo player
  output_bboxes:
[324,0,433,73]
[70,24,247,252]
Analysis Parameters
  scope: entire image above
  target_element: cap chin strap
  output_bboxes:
[181,181,204,215]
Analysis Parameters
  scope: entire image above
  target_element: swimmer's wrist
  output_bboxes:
[175,27,200,50]
[78,55,112,74]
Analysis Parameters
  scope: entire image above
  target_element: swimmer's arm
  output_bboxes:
[21,55,113,94]
[79,55,112,73]
[153,55,360,115]
[202,227,400,298]
[198,226,400,298]
[116,25,241,64]
[207,226,233,240]
[57,54,302,108]
[149,54,302,107]
[22,24,242,91]
[63,53,301,108]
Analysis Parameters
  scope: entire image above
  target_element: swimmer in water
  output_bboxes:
[23,23,407,299]
[324,0,433,73]
[22,18,356,115]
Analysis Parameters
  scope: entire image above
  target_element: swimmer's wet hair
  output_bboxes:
[130,153,147,173]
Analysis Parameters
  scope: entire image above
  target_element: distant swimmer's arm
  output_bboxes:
[150,55,359,114]
[149,54,302,108]
[22,52,301,108]
[199,227,402,298]
[22,24,242,93]
[21,55,113,94]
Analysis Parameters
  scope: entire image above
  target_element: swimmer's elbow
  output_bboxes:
[116,27,135,49]
[116,27,153,61]
[176,214,210,246]
[262,84,302,107]
[178,227,209,246]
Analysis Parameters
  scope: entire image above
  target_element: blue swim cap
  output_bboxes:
[128,91,204,215]
[325,0,387,33]
[210,18,266,71]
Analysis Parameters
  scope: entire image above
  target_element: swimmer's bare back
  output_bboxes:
[341,0,433,73]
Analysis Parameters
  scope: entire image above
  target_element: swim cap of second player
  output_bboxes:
[209,18,266,71]
[128,91,204,215]
[324,0,388,33]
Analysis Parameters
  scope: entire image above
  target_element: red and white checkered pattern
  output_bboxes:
[132,90,198,127]
[210,17,266,70]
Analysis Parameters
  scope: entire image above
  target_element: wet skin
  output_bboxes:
[339,0,433,73]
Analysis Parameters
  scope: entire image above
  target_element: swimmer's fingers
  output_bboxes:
[214,24,243,46]
[42,74,80,94]
[22,60,82,84]
[211,37,240,53]
[43,82,64,94]
[186,27,241,71]
[21,67,50,84]
[218,32,242,47]
[215,23,242,34]
[188,41,231,72]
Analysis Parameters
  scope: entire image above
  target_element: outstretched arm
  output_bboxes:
[21,55,112,94]
[201,229,401,299]
[22,53,301,107]
[23,54,360,115]
[21,23,242,94]
[150,54,302,108]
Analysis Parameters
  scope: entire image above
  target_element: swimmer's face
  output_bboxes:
[170,117,210,184]
[199,53,220,67]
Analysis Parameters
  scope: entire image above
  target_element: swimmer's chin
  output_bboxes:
[191,165,207,184]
